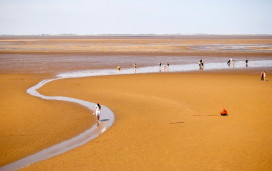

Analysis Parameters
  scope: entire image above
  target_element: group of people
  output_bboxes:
[117,63,137,73]
[159,62,170,72]
[227,58,235,67]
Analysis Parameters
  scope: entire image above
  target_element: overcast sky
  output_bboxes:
[0,0,271,35]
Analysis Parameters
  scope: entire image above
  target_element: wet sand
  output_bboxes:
[0,36,272,170]
[1,35,272,57]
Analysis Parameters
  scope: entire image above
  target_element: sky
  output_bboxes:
[0,0,271,35]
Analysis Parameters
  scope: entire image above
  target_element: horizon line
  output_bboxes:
[1,33,272,37]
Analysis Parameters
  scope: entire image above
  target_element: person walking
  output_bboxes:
[199,59,204,70]
[159,62,162,72]
[261,71,267,81]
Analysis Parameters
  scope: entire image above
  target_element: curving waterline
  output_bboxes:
[1,59,272,171]
[0,77,114,171]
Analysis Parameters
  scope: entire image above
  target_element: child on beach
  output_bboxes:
[94,103,101,122]
[261,71,267,81]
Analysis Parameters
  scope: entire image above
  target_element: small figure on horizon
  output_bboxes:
[227,58,235,67]
[245,59,248,67]
[117,66,121,71]
[261,71,267,81]
[159,62,162,72]
[227,59,231,66]
[133,63,137,73]
[199,59,204,70]
[166,62,170,71]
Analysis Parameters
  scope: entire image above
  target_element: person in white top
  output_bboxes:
[94,103,101,122]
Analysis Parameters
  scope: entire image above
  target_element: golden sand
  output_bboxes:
[0,74,95,166]
[17,72,272,170]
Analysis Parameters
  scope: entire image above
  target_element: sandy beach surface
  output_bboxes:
[0,36,272,170]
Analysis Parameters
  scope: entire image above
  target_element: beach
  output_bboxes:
[0,36,272,170]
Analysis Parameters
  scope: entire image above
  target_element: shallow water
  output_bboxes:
[0,54,270,74]
[190,44,272,52]
[0,78,114,171]
[58,59,272,78]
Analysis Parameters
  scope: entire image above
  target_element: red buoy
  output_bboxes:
[220,109,228,116]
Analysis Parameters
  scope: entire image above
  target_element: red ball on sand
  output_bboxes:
[220,109,228,116]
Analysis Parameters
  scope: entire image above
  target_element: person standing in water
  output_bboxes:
[166,62,169,71]
[199,59,204,70]
[245,59,248,67]
[159,62,162,72]
[94,103,101,122]
[133,63,137,73]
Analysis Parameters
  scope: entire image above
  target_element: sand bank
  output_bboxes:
[19,71,272,170]
[1,36,272,57]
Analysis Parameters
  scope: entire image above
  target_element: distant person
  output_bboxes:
[94,103,101,122]
[159,62,162,72]
[261,71,267,81]
[227,59,231,66]
[245,59,248,67]
[133,63,137,73]
[199,59,204,70]
[166,62,170,71]
[228,58,235,67]
[117,66,121,71]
